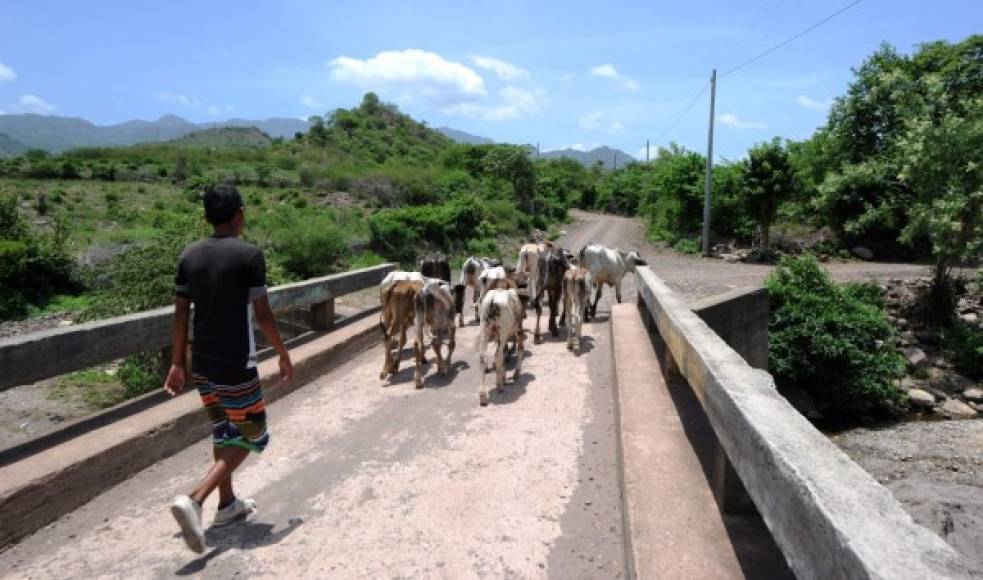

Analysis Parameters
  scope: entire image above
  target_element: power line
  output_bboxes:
[651,81,710,147]
[719,0,864,78]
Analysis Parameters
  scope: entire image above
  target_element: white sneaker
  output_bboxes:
[212,497,256,527]
[170,495,205,553]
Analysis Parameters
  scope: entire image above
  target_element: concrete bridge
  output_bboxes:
[0,224,975,578]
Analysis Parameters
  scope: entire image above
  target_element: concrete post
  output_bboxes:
[310,299,335,331]
[711,442,758,515]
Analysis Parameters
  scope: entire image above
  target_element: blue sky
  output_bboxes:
[0,0,979,159]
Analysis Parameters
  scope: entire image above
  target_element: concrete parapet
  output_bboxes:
[0,263,396,390]
[634,266,972,579]
[691,286,769,371]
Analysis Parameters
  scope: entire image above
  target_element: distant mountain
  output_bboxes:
[540,146,634,170]
[169,126,273,148]
[0,132,28,158]
[437,126,494,145]
[0,114,310,153]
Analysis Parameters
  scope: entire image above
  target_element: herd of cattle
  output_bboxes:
[378,241,647,406]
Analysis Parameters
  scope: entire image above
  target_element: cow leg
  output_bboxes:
[478,330,489,406]
[534,294,543,344]
[549,290,560,337]
[512,329,524,382]
[565,292,575,350]
[558,287,567,328]
[495,339,506,393]
[414,334,424,389]
[432,339,445,374]
[615,281,623,303]
[591,284,603,317]
[380,328,392,380]
[446,327,456,371]
[393,325,407,375]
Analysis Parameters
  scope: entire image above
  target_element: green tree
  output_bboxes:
[897,79,983,322]
[742,138,797,251]
[482,145,536,211]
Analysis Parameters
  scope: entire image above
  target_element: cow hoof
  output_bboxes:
[567,342,574,350]
[415,382,424,389]
[380,371,387,380]
[479,393,489,406]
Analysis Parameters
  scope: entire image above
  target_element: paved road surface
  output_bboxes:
[0,212,935,579]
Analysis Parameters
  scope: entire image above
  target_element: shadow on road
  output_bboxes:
[484,371,536,405]
[174,517,304,576]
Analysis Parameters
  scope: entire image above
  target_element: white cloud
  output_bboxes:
[207,104,235,116]
[300,95,323,110]
[796,95,832,112]
[157,92,201,107]
[469,55,529,81]
[555,72,575,83]
[0,60,15,82]
[329,49,486,104]
[717,113,766,130]
[444,85,548,122]
[578,111,624,134]
[589,63,639,91]
[590,64,618,79]
[18,94,55,114]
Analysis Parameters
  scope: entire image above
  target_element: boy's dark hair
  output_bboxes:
[202,183,243,225]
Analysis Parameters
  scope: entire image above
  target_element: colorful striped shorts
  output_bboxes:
[193,373,270,453]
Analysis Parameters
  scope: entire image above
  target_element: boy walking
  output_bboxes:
[164,184,293,553]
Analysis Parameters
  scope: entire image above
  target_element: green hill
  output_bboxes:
[0,132,27,158]
[169,126,272,148]
[303,93,452,165]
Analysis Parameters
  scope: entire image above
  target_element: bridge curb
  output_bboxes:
[0,313,382,549]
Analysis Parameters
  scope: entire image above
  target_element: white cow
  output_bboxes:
[579,243,647,317]
[412,280,457,388]
[459,256,499,326]
[516,243,542,307]
[476,288,525,406]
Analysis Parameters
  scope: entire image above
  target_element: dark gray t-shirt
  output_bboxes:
[175,235,267,384]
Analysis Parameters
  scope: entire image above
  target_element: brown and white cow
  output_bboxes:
[533,244,570,343]
[412,280,456,388]
[476,288,525,406]
[379,278,423,381]
[458,256,499,326]
[562,267,592,353]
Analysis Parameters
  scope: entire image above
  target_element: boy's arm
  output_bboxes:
[164,296,191,395]
[254,296,294,381]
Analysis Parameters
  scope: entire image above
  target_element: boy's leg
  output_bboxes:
[190,446,250,505]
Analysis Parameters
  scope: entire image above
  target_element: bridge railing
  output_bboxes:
[634,266,968,579]
[0,262,397,391]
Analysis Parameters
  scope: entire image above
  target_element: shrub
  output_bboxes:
[118,351,169,400]
[367,196,485,263]
[0,196,78,319]
[672,238,700,255]
[766,255,906,420]
[941,323,983,381]
[81,213,204,320]
[267,209,347,279]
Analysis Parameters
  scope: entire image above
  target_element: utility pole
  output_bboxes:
[646,139,650,163]
[702,68,717,257]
